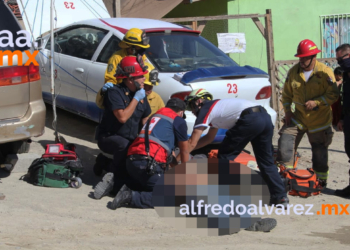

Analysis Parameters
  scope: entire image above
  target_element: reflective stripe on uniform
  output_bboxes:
[314,170,329,180]
[309,123,331,133]
[291,118,304,130]
[153,114,174,124]
[321,96,328,106]
[138,134,171,154]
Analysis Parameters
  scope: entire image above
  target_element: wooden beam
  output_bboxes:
[197,21,207,33]
[192,21,198,31]
[265,9,278,114]
[114,0,121,17]
[251,17,265,38]
[162,13,266,23]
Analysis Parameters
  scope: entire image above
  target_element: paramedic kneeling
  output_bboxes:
[109,98,189,209]
[184,89,289,208]
[94,56,151,199]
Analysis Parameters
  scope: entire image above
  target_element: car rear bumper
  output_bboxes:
[0,83,46,144]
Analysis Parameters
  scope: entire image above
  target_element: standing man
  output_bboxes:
[143,63,165,116]
[110,98,189,209]
[334,44,350,197]
[183,89,288,208]
[94,56,151,199]
[276,39,339,188]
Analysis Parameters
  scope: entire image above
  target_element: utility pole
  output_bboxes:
[114,0,121,17]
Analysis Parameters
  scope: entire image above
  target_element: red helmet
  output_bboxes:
[295,39,321,57]
[115,56,148,79]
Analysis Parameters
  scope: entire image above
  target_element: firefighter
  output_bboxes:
[183,89,289,208]
[143,63,165,116]
[93,56,151,200]
[276,39,339,188]
[95,28,150,108]
[110,98,189,209]
[334,43,350,197]
[93,28,150,174]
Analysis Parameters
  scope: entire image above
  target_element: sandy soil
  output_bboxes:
[1,105,350,250]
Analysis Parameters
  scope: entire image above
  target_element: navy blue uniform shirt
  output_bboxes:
[99,83,151,141]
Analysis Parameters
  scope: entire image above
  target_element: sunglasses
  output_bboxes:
[337,53,349,64]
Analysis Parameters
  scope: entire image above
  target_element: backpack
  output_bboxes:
[281,168,321,197]
[24,143,83,188]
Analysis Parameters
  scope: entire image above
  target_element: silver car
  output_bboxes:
[0,1,45,156]
[36,18,276,142]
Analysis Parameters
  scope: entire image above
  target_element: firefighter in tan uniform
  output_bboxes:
[143,63,165,116]
[95,28,150,108]
[276,39,339,187]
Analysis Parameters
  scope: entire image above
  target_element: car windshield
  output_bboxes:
[145,32,238,72]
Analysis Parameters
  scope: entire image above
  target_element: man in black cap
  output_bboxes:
[109,98,189,209]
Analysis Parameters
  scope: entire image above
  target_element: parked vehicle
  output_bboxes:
[36,18,275,142]
[0,1,46,156]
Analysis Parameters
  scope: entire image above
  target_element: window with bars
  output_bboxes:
[321,14,350,58]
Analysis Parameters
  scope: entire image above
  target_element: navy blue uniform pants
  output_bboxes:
[97,134,133,192]
[217,106,286,200]
[126,158,165,208]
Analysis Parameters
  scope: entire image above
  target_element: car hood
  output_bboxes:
[180,66,269,84]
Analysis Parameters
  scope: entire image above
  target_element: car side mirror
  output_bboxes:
[35,37,45,50]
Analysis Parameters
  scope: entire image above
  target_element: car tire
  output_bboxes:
[0,140,31,155]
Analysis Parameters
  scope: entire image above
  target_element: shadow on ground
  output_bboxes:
[45,103,98,143]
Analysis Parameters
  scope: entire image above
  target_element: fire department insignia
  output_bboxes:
[327,77,334,86]
[107,64,114,73]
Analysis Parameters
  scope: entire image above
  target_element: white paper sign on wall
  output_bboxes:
[217,33,246,53]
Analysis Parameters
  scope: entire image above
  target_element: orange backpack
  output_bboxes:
[282,168,321,197]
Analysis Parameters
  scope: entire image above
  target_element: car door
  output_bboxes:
[85,34,122,122]
[40,25,108,116]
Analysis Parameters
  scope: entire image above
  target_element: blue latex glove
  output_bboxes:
[102,82,113,92]
[134,88,146,102]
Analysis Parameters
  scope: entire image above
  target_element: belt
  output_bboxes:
[128,154,167,168]
[240,106,266,118]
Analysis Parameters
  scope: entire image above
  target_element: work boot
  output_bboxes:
[94,172,114,199]
[93,153,111,176]
[245,218,277,232]
[317,179,327,189]
[110,185,132,210]
[334,185,350,197]
[269,196,289,210]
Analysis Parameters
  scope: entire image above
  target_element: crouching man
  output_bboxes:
[94,56,151,199]
[183,89,289,208]
[110,98,189,209]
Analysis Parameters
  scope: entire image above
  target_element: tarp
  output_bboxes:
[17,0,110,40]
[181,66,268,84]
[102,0,184,19]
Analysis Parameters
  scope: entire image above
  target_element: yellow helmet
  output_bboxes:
[143,62,160,86]
[118,28,150,49]
[184,88,213,111]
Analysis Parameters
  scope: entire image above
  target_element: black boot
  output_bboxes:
[93,153,112,176]
[334,185,350,197]
[270,196,289,210]
[110,185,132,210]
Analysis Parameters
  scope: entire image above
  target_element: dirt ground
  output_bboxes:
[1,105,350,250]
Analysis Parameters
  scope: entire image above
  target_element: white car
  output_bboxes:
[36,18,276,142]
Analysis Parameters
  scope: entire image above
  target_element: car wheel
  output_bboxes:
[70,177,82,189]
[2,140,32,154]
